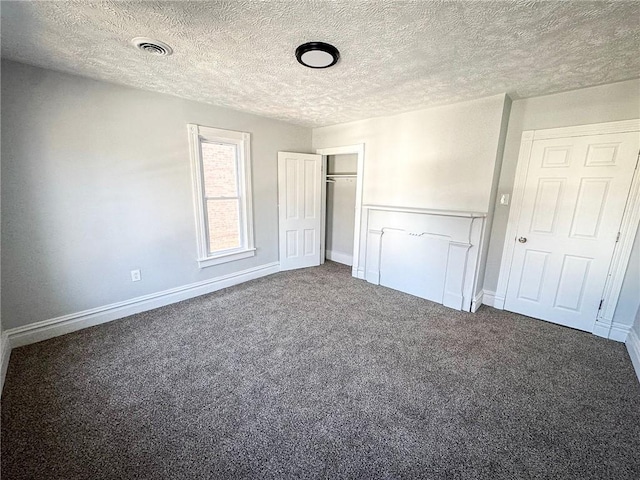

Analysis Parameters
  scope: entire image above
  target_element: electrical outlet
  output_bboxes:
[130,269,141,282]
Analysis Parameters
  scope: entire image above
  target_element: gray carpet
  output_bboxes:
[2,262,639,479]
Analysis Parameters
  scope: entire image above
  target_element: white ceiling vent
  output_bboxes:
[131,37,173,56]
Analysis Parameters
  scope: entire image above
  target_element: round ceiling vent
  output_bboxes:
[131,37,173,56]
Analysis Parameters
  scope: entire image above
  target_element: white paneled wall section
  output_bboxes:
[362,206,486,312]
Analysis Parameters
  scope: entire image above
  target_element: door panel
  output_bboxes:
[553,255,591,311]
[530,179,564,233]
[516,249,549,302]
[569,178,609,238]
[278,152,322,271]
[505,131,639,331]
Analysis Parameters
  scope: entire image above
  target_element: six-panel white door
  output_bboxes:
[278,152,323,271]
[505,132,639,331]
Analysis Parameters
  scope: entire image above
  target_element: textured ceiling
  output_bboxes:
[1,1,639,127]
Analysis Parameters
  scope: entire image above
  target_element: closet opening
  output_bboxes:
[317,144,364,279]
[324,154,357,266]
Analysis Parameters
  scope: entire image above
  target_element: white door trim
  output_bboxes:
[530,119,640,140]
[316,144,365,279]
[494,130,535,310]
[595,140,640,337]
[495,119,640,340]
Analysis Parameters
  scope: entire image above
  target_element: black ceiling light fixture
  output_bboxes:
[295,42,340,69]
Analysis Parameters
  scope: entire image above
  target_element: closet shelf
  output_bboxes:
[326,173,357,178]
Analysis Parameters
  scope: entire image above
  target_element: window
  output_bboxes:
[188,124,255,267]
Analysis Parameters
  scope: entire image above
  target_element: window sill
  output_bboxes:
[198,248,256,268]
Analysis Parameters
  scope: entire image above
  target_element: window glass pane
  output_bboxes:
[201,142,238,197]
[206,199,241,252]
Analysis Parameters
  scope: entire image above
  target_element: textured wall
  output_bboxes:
[0,60,311,330]
[483,79,640,326]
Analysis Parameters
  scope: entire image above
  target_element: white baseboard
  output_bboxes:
[483,293,630,343]
[471,291,483,313]
[482,290,497,308]
[592,321,610,339]
[1,332,10,396]
[326,250,353,266]
[626,328,640,384]
[354,267,365,280]
[365,269,380,285]
[609,323,631,343]
[593,320,632,343]
[5,262,280,349]
[483,290,505,309]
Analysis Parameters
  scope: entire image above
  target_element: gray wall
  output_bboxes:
[326,154,357,260]
[326,180,356,259]
[313,94,510,282]
[633,302,640,340]
[614,228,640,328]
[483,79,640,327]
[313,94,509,213]
[1,60,311,330]
[327,154,357,175]
[2,60,638,333]
[472,95,512,298]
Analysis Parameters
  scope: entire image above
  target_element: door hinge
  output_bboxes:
[598,299,604,311]
[616,232,621,243]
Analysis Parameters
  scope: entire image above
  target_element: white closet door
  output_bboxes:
[505,131,639,331]
[278,152,323,271]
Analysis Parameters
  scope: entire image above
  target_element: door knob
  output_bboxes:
[518,237,527,243]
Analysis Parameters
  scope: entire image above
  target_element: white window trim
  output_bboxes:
[188,124,255,268]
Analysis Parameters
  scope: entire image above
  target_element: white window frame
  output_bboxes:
[188,124,255,268]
